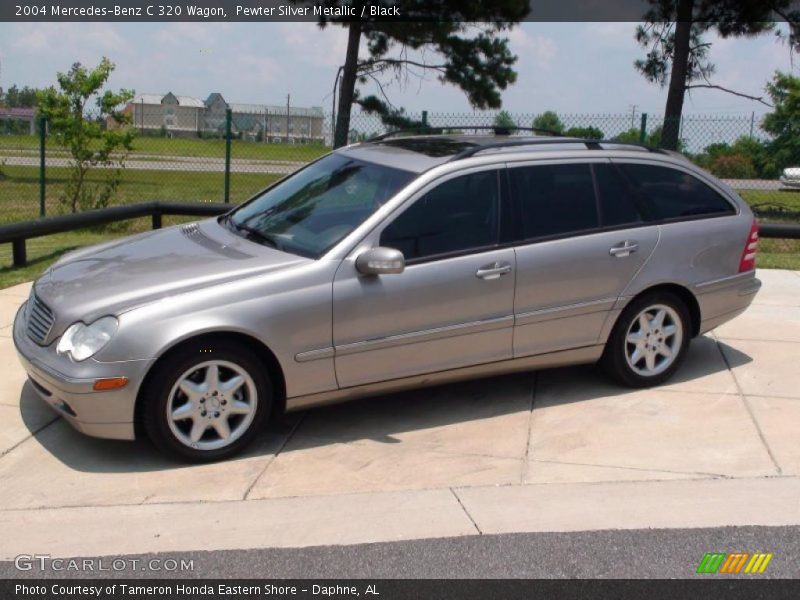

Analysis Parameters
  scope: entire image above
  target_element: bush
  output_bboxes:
[565,126,604,140]
[709,154,757,179]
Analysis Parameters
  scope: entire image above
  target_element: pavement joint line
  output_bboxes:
[449,487,482,535]
[714,338,784,476]
[242,410,308,500]
[0,414,60,460]
[3,473,796,515]
[715,337,800,345]
[521,371,537,484]
[733,393,800,401]
[527,458,733,480]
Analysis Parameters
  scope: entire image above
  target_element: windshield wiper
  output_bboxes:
[225,215,282,249]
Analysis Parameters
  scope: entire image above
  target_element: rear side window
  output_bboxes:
[593,164,644,227]
[509,163,599,239]
[380,170,499,261]
[617,163,735,220]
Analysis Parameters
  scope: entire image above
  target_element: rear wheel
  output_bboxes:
[601,292,690,388]
[142,341,272,462]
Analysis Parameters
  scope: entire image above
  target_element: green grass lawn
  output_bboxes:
[0,134,330,162]
[0,164,280,223]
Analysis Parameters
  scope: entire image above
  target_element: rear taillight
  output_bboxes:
[739,218,759,272]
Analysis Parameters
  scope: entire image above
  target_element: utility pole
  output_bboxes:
[629,104,638,129]
[286,93,290,144]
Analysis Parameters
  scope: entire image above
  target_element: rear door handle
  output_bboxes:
[476,262,512,280]
[609,241,639,258]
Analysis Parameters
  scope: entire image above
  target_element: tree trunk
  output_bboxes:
[661,0,694,151]
[333,21,362,148]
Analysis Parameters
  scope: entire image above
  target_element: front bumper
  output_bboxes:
[779,176,800,188]
[12,303,152,441]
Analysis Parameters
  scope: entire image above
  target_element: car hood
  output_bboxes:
[34,218,307,330]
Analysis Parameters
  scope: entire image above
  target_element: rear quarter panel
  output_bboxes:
[618,209,756,333]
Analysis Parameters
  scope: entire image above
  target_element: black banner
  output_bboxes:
[4,0,800,23]
[3,579,800,600]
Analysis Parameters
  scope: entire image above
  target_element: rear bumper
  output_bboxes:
[12,303,151,441]
[695,271,761,335]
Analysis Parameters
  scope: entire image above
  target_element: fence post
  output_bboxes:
[421,110,428,128]
[152,206,163,230]
[39,116,46,218]
[224,107,232,203]
[639,113,648,144]
[12,240,27,268]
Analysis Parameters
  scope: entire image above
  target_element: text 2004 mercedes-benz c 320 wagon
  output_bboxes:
[14,133,761,461]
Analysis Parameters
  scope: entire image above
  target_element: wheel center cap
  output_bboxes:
[208,397,221,410]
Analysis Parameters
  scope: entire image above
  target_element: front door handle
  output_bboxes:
[476,262,512,280]
[609,241,639,258]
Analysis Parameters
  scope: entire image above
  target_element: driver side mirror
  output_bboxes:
[355,247,405,276]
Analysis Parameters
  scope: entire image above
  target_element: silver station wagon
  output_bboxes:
[14,132,761,460]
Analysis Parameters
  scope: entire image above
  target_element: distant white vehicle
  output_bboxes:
[779,167,800,188]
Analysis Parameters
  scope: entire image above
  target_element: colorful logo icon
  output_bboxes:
[697,552,773,574]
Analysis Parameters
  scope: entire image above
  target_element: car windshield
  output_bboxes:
[225,153,415,258]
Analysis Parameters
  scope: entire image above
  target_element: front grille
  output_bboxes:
[26,293,55,345]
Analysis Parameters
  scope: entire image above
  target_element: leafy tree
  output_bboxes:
[299,1,529,147]
[693,135,774,178]
[612,125,683,150]
[37,58,135,213]
[493,110,516,129]
[762,70,800,173]
[613,127,642,143]
[709,154,757,179]
[532,111,564,134]
[564,126,604,140]
[634,0,800,151]
[0,84,41,108]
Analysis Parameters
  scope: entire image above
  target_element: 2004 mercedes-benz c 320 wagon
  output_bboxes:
[14,133,761,460]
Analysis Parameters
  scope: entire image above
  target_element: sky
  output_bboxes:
[0,21,797,119]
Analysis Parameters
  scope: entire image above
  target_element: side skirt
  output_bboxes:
[285,344,605,412]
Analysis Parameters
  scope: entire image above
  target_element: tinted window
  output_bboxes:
[594,164,644,227]
[380,171,499,261]
[617,163,735,220]
[509,163,599,239]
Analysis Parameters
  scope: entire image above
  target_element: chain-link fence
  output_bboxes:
[1,109,799,226]
[1,108,798,275]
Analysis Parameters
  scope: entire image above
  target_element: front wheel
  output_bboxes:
[142,342,272,462]
[600,292,691,388]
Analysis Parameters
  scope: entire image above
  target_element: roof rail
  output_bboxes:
[448,138,667,161]
[368,125,563,142]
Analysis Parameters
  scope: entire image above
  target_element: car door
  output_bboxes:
[332,167,516,389]
[508,159,660,357]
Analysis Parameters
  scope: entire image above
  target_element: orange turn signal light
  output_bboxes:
[92,377,129,391]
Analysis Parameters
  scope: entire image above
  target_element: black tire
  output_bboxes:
[600,291,691,388]
[142,340,272,462]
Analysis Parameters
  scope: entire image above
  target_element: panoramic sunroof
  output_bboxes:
[380,137,479,157]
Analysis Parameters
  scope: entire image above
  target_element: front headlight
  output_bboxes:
[56,316,118,361]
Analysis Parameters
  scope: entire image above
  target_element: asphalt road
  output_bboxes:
[2,525,798,579]
[0,155,305,175]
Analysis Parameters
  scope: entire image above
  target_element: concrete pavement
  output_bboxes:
[0,270,799,559]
